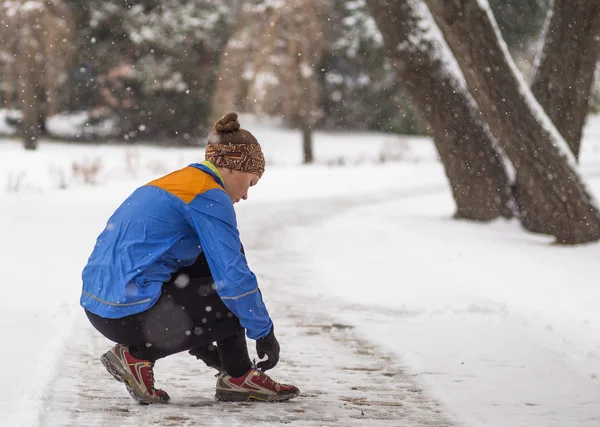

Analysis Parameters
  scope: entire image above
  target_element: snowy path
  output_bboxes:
[20,174,600,427]
[39,305,451,426]
[275,191,600,427]
[37,186,454,427]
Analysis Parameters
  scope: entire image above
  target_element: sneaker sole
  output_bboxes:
[100,352,170,405]
[215,388,300,402]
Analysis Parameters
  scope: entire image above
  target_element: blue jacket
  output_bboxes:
[80,161,272,340]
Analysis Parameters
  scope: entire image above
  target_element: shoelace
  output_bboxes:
[216,361,277,387]
[215,361,277,388]
[251,360,276,387]
[256,370,276,388]
[147,362,157,391]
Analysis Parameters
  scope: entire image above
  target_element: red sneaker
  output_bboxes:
[101,344,170,404]
[215,368,300,402]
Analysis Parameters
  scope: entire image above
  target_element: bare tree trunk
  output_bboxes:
[0,6,15,109]
[4,0,75,148]
[531,0,600,159]
[278,0,326,165]
[18,43,40,150]
[209,5,265,122]
[425,0,600,244]
[44,1,76,117]
[367,0,512,221]
[302,123,314,164]
[17,17,42,151]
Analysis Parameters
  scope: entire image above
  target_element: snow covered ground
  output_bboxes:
[1,115,600,426]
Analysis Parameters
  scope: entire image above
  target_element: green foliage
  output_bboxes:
[489,0,550,53]
[590,68,600,114]
[318,0,424,135]
[64,0,235,142]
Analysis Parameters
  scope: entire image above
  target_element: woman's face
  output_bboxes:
[222,169,260,204]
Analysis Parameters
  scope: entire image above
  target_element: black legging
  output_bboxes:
[86,251,252,377]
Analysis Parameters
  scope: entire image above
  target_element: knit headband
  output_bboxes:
[205,143,265,178]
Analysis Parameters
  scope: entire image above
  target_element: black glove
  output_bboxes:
[256,327,280,371]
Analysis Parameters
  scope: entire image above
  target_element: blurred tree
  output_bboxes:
[278,0,329,163]
[366,0,513,221]
[0,6,14,110]
[424,0,598,158]
[212,0,424,138]
[319,0,424,135]
[0,0,75,150]
[531,0,600,159]
[63,0,236,143]
[489,0,550,75]
[423,0,600,243]
[212,0,329,163]
[208,7,257,120]
[591,67,600,114]
[319,0,551,135]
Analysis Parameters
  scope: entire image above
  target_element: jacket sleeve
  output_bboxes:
[186,188,273,340]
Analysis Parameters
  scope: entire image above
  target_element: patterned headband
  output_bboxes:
[205,143,265,178]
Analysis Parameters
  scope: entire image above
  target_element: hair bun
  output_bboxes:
[214,112,240,133]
